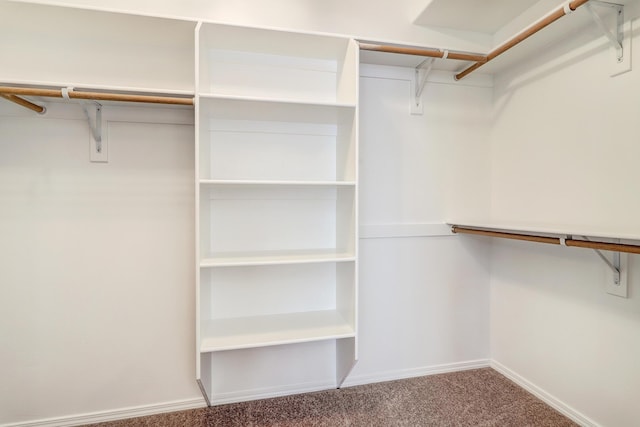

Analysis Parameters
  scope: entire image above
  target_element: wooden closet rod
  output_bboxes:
[0,94,46,114]
[451,226,640,255]
[0,86,194,106]
[455,0,591,80]
[358,43,487,63]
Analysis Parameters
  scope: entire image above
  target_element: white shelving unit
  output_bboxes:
[195,22,359,405]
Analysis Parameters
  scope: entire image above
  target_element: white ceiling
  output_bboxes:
[414,0,539,34]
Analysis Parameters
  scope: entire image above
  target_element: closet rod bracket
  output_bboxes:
[62,87,107,162]
[412,50,447,114]
[83,101,106,162]
[582,236,627,297]
[593,246,620,284]
[84,102,102,147]
[586,1,624,62]
[415,57,435,102]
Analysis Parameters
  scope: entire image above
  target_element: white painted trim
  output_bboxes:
[1,361,506,424]
[491,360,601,427]
[359,223,454,239]
[0,398,206,427]
[210,380,336,406]
[341,359,491,388]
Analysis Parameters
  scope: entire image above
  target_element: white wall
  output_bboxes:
[489,11,640,427]
[348,65,492,384]
[195,65,494,403]
[0,102,201,425]
[0,63,493,426]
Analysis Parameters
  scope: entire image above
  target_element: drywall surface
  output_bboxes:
[9,0,492,53]
[347,65,492,384]
[0,102,201,424]
[489,14,640,427]
[0,63,492,424]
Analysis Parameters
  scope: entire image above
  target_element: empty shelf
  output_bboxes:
[200,310,355,352]
[200,180,356,187]
[200,251,356,267]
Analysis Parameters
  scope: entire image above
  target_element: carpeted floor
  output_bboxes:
[89,368,577,426]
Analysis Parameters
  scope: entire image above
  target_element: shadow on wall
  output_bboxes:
[490,238,640,321]
[492,15,639,121]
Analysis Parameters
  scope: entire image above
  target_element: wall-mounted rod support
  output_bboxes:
[0,93,46,114]
[451,226,560,245]
[0,86,194,106]
[582,236,621,283]
[455,0,592,80]
[358,42,487,62]
[451,225,630,296]
[593,246,621,282]
[82,102,102,145]
[451,226,640,255]
[415,57,436,103]
[586,1,624,61]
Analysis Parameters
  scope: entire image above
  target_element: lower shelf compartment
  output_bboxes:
[200,310,354,352]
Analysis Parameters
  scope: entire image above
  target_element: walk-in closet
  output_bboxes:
[2,0,639,426]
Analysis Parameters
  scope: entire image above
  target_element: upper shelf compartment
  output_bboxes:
[197,23,358,105]
[0,2,196,94]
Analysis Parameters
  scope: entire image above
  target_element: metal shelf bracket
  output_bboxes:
[415,57,435,102]
[593,246,620,284]
[412,50,447,114]
[586,1,624,62]
[81,101,102,146]
[582,236,628,297]
[82,101,107,163]
[62,87,107,162]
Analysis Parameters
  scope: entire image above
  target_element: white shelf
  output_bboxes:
[0,79,196,98]
[200,250,355,267]
[198,93,356,107]
[2,2,195,93]
[197,95,355,122]
[200,310,355,352]
[448,220,640,242]
[200,180,356,187]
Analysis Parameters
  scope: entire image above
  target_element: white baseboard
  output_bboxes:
[209,360,491,406]
[210,380,336,406]
[211,360,491,405]
[1,398,206,427]
[5,360,525,426]
[490,360,600,427]
[341,359,491,388]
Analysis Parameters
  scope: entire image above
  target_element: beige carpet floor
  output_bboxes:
[88,368,578,426]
